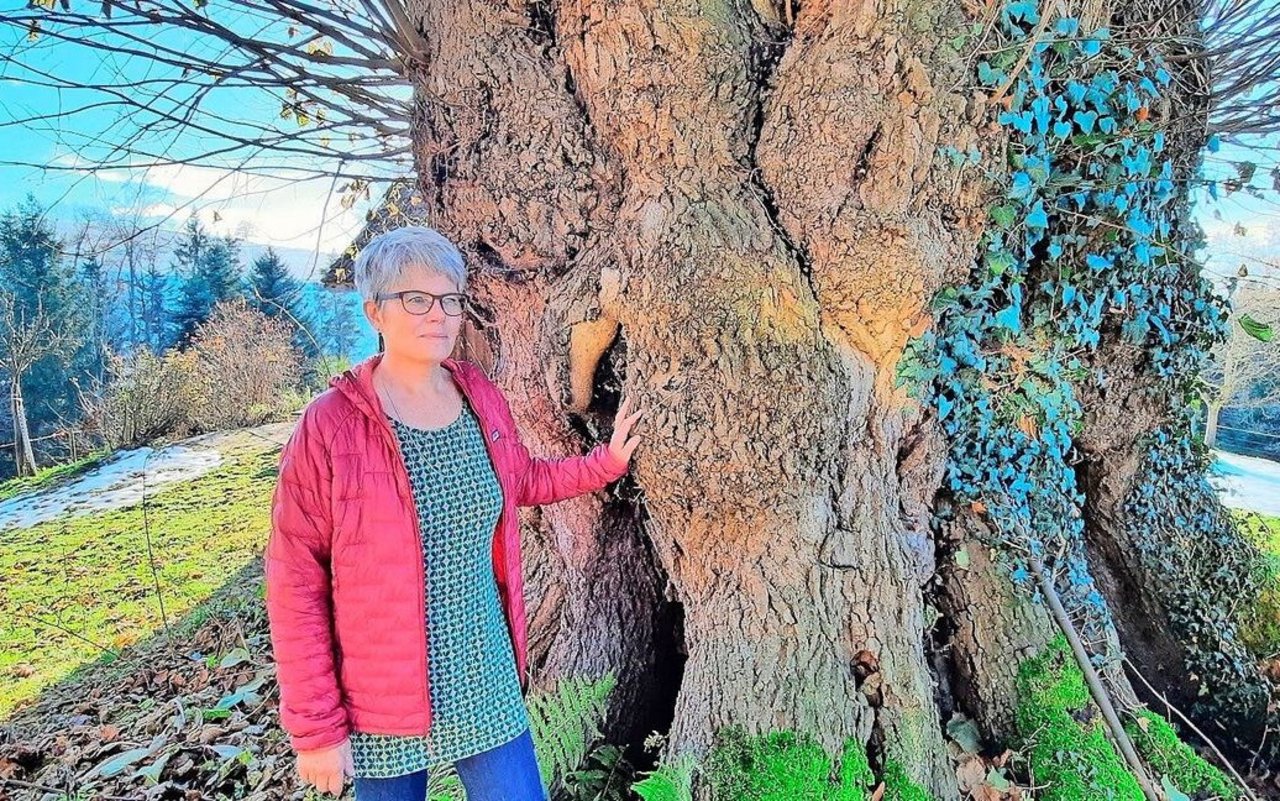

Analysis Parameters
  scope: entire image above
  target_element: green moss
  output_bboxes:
[881,759,931,801]
[1014,636,1144,800]
[705,727,874,801]
[1125,710,1239,800]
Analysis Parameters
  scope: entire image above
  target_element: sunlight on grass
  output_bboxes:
[0,438,279,718]
[0,450,113,504]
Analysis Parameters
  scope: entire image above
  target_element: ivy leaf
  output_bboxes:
[1239,313,1274,342]
[1073,110,1098,134]
[1025,202,1049,229]
[977,61,1005,87]
[1006,1,1039,23]
[995,305,1023,333]
[987,251,1016,277]
[990,205,1017,229]
[1009,171,1034,201]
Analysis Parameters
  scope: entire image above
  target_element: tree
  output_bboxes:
[174,227,244,346]
[0,195,88,470]
[139,263,177,354]
[5,0,1280,795]
[247,247,318,359]
[1205,282,1280,450]
[314,287,362,360]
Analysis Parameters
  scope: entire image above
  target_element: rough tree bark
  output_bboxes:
[322,0,1265,795]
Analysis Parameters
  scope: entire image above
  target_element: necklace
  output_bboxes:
[376,369,410,425]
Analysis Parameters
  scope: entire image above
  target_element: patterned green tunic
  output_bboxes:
[348,402,531,778]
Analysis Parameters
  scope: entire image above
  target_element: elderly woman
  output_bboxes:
[264,225,642,801]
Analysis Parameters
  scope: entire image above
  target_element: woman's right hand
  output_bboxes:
[296,736,353,796]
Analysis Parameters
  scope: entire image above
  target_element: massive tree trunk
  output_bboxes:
[322,0,1276,795]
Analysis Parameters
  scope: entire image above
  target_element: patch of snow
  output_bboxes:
[1209,449,1280,517]
[0,445,223,531]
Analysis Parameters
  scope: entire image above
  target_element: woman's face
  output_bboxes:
[364,264,465,365]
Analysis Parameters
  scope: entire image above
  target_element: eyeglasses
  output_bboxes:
[374,290,468,316]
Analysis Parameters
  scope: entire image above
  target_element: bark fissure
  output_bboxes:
[745,26,815,294]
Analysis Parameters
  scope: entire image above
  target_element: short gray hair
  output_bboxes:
[352,226,468,302]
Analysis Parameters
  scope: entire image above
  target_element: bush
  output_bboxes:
[84,300,305,447]
[86,347,200,449]
[184,298,303,432]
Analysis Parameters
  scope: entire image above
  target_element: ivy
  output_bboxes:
[898,3,1237,675]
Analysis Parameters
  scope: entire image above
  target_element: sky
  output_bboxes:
[0,4,1277,294]
[0,1,408,281]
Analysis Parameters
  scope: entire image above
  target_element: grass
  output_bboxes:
[1232,510,1280,657]
[0,449,113,503]
[1235,510,1280,556]
[0,435,280,719]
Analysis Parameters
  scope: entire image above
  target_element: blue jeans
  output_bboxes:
[352,727,548,801]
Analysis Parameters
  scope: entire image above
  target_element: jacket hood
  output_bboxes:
[328,351,472,421]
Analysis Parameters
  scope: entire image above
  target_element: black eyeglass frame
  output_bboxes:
[374,290,469,317]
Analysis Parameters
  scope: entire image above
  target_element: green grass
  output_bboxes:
[1236,511,1280,556]
[0,437,279,718]
[1232,510,1280,657]
[0,449,113,503]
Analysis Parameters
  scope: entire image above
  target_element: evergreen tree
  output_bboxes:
[77,255,108,386]
[0,194,89,472]
[247,247,318,358]
[317,287,360,359]
[140,263,176,353]
[174,223,243,346]
[246,247,299,317]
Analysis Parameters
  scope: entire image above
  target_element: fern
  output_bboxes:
[631,752,698,801]
[528,671,618,794]
[426,766,465,801]
[414,671,616,801]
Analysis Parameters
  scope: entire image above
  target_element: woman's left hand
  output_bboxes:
[606,395,644,469]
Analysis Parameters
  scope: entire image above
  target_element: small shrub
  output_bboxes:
[185,298,303,432]
[86,347,199,448]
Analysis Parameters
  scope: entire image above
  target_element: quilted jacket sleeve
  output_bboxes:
[263,401,349,752]
[491,385,630,507]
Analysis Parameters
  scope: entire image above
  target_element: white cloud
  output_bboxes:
[58,155,371,254]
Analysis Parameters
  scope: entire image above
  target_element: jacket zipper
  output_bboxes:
[365,381,434,736]
[365,362,512,735]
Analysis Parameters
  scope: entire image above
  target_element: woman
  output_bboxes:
[264,225,643,801]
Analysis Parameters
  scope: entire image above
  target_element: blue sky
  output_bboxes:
[0,1,408,280]
[0,4,1277,293]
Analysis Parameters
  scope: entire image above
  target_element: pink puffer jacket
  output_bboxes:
[264,352,629,751]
